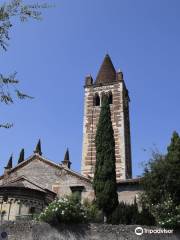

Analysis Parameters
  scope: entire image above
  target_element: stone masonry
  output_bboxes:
[0,221,179,240]
[81,55,132,180]
[0,153,94,221]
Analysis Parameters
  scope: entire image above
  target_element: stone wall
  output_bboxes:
[0,221,179,240]
[117,183,143,204]
[81,81,132,181]
[2,156,94,202]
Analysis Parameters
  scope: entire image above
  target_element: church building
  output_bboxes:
[0,55,142,221]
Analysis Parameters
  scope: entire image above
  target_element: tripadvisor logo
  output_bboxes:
[135,227,173,236]
[135,227,143,236]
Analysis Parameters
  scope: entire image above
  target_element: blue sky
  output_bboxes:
[0,0,180,177]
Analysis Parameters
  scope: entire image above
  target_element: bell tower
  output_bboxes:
[81,54,132,181]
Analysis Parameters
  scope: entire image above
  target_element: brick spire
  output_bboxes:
[62,148,71,169]
[5,154,13,169]
[95,54,116,85]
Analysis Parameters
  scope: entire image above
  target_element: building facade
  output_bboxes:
[81,55,132,180]
[0,55,141,221]
[0,150,94,221]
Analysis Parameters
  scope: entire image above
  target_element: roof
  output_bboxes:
[0,176,51,193]
[95,54,117,85]
[117,177,142,186]
[0,154,91,184]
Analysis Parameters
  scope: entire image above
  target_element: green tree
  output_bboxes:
[93,95,118,220]
[166,131,180,204]
[142,131,180,205]
[141,131,180,228]
[0,0,49,128]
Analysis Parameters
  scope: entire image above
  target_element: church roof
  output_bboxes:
[0,154,91,184]
[95,54,116,85]
[0,176,49,193]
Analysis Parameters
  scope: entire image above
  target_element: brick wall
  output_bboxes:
[81,81,132,181]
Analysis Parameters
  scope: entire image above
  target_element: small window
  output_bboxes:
[108,92,113,104]
[70,186,84,201]
[93,94,100,106]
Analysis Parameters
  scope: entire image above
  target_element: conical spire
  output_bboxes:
[34,139,42,155]
[64,148,69,161]
[62,148,71,169]
[5,154,13,169]
[18,148,25,164]
[95,54,116,85]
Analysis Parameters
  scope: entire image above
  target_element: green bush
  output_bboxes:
[151,195,180,229]
[83,199,103,223]
[38,195,87,224]
[108,201,155,226]
[109,201,137,225]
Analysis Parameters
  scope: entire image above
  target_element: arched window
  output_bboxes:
[108,91,113,104]
[93,93,100,106]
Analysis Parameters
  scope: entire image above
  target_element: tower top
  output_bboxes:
[95,54,116,85]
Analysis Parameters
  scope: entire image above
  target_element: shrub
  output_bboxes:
[108,201,155,226]
[83,199,103,223]
[136,206,155,226]
[38,195,87,224]
[108,201,138,225]
[151,195,180,229]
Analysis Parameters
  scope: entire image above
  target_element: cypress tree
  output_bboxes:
[93,95,118,219]
[18,148,25,164]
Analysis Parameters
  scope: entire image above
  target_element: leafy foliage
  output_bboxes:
[83,199,103,223]
[108,200,155,226]
[38,195,88,224]
[0,0,49,50]
[0,0,49,127]
[151,195,180,229]
[93,95,118,218]
[141,131,180,229]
